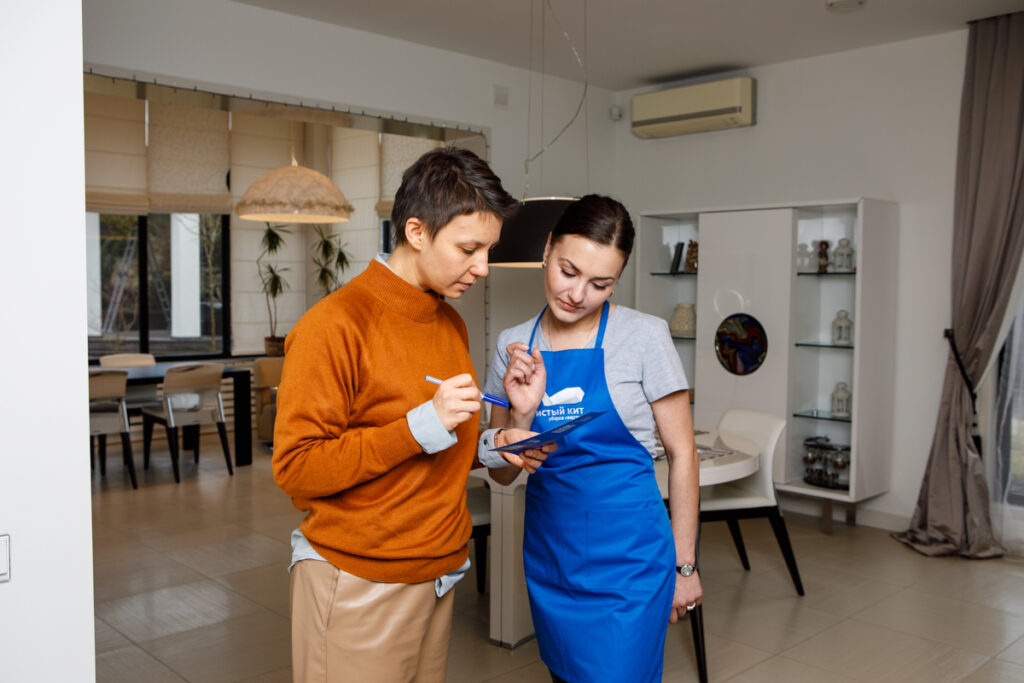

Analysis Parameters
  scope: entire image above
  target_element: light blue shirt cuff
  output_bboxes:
[478,428,513,468]
[407,400,458,454]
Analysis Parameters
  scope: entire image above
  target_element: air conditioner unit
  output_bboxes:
[631,76,755,138]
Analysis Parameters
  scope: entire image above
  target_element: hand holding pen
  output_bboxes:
[425,375,508,408]
[424,374,496,432]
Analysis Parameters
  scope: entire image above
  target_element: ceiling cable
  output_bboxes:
[523,0,589,198]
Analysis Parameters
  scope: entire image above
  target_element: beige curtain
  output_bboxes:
[894,12,1024,558]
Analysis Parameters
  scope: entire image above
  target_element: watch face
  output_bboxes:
[677,564,695,577]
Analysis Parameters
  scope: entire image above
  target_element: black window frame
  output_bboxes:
[88,213,232,362]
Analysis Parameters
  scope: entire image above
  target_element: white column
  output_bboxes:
[171,213,201,337]
[3,1,95,679]
[85,212,102,336]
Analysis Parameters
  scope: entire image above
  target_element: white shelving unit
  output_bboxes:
[636,199,899,530]
[634,213,700,386]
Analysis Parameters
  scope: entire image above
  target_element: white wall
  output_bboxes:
[613,31,968,529]
[1,3,96,682]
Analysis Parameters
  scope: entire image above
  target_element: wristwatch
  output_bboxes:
[676,563,696,577]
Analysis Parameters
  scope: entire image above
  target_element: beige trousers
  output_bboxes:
[290,559,455,683]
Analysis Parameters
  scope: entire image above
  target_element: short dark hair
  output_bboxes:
[550,194,635,267]
[391,146,518,247]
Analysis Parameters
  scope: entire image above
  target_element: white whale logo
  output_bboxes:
[542,387,585,406]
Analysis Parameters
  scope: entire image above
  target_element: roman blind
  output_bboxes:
[84,92,148,214]
[375,133,442,218]
[147,102,231,214]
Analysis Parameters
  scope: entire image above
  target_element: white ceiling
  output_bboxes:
[232,0,1024,91]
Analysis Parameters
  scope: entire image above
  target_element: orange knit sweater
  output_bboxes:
[272,259,479,584]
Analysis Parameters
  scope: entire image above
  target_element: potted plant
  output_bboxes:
[311,224,352,297]
[257,222,290,356]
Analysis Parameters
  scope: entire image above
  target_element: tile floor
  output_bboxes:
[92,437,1024,682]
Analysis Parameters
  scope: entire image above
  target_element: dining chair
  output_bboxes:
[89,369,138,489]
[141,363,233,483]
[465,480,491,594]
[700,409,804,595]
[99,352,160,420]
[253,356,285,444]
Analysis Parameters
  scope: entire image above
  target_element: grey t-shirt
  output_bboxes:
[485,305,689,455]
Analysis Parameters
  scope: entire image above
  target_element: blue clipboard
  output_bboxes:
[489,411,607,454]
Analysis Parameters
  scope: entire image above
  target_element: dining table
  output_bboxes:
[110,361,253,467]
[471,427,760,649]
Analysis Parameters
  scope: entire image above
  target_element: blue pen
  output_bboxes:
[424,375,509,408]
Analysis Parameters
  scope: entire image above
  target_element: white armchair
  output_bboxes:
[700,409,804,595]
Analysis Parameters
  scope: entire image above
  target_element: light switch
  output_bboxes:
[0,534,9,583]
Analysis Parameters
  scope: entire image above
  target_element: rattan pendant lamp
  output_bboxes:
[236,151,353,224]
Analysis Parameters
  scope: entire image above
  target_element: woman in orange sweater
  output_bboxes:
[273,147,550,683]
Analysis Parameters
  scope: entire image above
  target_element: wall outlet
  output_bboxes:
[0,534,9,582]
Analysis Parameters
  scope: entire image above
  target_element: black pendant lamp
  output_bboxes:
[489,196,576,267]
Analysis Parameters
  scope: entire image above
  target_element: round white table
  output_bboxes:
[653,429,760,494]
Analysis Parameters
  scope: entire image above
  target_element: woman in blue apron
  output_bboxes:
[484,195,703,682]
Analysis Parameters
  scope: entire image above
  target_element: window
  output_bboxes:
[993,296,1024,555]
[996,325,1024,506]
[86,212,230,359]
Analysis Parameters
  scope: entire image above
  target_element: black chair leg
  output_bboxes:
[98,434,107,476]
[726,518,751,571]
[472,526,489,594]
[768,508,804,596]
[143,416,153,469]
[121,432,138,490]
[165,425,181,483]
[185,425,200,463]
[689,604,708,683]
[690,515,707,683]
[216,421,233,475]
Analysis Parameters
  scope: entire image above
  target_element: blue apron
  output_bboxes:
[523,302,676,683]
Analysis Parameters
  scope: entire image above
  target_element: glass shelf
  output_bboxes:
[672,335,696,341]
[794,341,854,349]
[651,271,697,277]
[796,271,856,277]
[793,409,851,423]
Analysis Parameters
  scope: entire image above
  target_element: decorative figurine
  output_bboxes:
[831,381,851,418]
[684,240,699,272]
[796,242,813,271]
[817,240,830,273]
[833,237,855,272]
[669,303,696,337]
[831,310,853,345]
